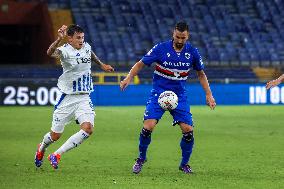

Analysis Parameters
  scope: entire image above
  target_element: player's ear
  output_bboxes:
[172,29,176,38]
[67,35,72,42]
[184,30,189,40]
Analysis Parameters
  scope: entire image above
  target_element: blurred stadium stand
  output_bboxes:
[66,0,284,67]
[0,0,284,83]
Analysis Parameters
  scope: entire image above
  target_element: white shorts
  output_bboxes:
[51,93,95,133]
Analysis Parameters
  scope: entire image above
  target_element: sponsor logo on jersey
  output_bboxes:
[76,53,80,56]
[162,61,191,67]
[76,57,91,64]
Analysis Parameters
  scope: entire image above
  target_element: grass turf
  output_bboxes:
[0,106,283,189]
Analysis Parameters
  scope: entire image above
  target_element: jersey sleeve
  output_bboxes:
[192,48,204,71]
[84,42,92,51]
[57,44,69,59]
[141,44,161,66]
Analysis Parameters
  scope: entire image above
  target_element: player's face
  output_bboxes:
[173,30,189,50]
[68,32,85,49]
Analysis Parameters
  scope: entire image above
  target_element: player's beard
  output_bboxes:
[175,43,184,50]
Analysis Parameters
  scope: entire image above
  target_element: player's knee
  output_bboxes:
[179,122,193,133]
[50,132,61,141]
[143,119,157,130]
[182,131,194,143]
[81,122,93,135]
[141,127,152,138]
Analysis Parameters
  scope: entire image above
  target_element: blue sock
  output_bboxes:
[180,132,194,166]
[139,128,152,160]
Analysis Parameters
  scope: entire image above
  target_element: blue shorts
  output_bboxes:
[143,91,193,126]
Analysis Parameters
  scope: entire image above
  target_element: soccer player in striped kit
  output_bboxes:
[120,21,216,174]
[34,24,114,169]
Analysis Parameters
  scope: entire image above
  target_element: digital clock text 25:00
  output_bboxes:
[3,86,61,105]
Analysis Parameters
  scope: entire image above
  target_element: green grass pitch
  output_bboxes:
[0,106,283,189]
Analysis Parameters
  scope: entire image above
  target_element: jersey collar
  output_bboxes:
[170,40,188,56]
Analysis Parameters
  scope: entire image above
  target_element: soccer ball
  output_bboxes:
[158,91,178,111]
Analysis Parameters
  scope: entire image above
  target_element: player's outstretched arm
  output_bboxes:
[120,60,144,91]
[47,25,67,58]
[266,74,284,89]
[91,51,114,72]
[197,70,216,110]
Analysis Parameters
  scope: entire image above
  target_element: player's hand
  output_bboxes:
[266,79,281,90]
[101,64,114,72]
[58,25,67,39]
[206,94,216,110]
[120,76,131,91]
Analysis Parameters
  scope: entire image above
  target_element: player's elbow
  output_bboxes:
[197,70,206,78]
[46,49,52,57]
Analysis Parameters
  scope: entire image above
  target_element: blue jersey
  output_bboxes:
[141,40,204,94]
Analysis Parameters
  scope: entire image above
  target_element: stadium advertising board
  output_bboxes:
[0,83,283,106]
[249,86,284,104]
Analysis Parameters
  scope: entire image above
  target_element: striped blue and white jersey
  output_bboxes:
[57,42,93,94]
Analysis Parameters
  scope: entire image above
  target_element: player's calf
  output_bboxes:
[179,131,194,173]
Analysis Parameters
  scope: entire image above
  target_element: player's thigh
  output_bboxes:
[51,95,75,133]
[170,97,193,127]
[75,96,95,127]
[144,92,165,122]
[51,112,73,133]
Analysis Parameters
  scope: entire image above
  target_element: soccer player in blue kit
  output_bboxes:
[120,21,216,174]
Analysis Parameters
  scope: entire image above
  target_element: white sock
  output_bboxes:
[39,132,54,152]
[54,130,90,155]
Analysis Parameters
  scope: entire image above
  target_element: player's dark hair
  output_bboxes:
[175,21,189,32]
[67,24,84,36]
